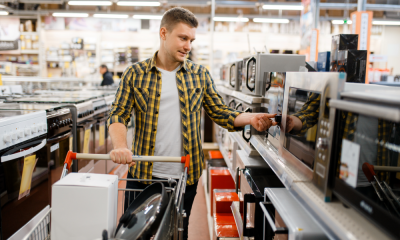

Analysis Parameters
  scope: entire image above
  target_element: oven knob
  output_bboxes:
[317,138,329,150]
[11,133,17,140]
[3,134,11,143]
[42,124,47,131]
[31,126,38,133]
[25,128,31,136]
[17,130,24,138]
[37,125,43,132]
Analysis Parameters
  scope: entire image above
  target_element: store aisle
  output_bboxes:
[188,179,210,240]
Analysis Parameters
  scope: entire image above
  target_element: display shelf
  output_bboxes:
[249,135,391,240]
[231,201,243,237]
[229,132,259,157]
[20,32,38,36]
[21,49,39,54]
[216,85,268,105]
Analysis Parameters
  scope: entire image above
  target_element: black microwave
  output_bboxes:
[328,89,400,239]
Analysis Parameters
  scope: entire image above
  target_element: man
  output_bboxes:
[99,64,114,86]
[107,7,276,239]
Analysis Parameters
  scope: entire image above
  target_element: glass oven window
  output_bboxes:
[338,111,400,217]
[284,88,321,169]
[267,72,286,141]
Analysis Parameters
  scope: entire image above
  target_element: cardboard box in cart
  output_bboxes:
[51,173,118,240]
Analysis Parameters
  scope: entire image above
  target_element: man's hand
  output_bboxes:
[110,148,135,167]
[250,113,278,131]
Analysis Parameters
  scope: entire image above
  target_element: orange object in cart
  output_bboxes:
[209,168,235,216]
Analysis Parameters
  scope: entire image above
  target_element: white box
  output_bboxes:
[51,173,118,240]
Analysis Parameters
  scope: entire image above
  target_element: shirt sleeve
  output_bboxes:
[291,93,321,135]
[202,69,243,132]
[107,67,135,128]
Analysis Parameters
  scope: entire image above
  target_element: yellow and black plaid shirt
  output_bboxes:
[107,52,242,185]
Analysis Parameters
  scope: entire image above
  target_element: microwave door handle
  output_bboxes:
[242,108,252,142]
[259,202,289,235]
[246,57,256,92]
[1,139,46,162]
[265,72,272,92]
[243,193,256,237]
[235,102,242,111]
[229,63,236,88]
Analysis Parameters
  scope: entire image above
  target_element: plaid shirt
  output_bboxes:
[107,52,242,185]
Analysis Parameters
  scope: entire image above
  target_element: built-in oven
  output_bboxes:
[234,150,283,240]
[279,72,345,202]
[234,99,267,143]
[0,110,48,239]
[327,89,400,239]
[241,54,305,96]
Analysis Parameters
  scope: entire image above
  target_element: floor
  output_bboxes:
[188,179,211,240]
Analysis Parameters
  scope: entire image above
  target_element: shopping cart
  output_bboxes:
[22,151,190,240]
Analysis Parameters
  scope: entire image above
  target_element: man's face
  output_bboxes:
[161,22,196,63]
[99,67,106,75]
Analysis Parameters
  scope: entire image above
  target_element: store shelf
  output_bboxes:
[229,132,259,157]
[216,85,268,105]
[21,49,39,54]
[249,135,391,240]
[201,171,214,240]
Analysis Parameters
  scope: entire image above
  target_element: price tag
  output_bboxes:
[19,155,38,200]
[83,129,91,153]
[51,143,59,152]
[99,125,105,147]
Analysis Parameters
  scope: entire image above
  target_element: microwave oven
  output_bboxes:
[234,99,267,143]
[279,72,346,201]
[328,89,400,239]
[241,54,305,96]
[226,61,243,91]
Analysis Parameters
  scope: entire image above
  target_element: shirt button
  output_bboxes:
[155,111,158,114]
[151,146,154,148]
[153,129,156,131]
[157,94,160,97]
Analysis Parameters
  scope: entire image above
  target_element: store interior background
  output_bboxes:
[0,0,399,83]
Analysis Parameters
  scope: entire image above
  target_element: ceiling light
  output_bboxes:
[68,1,112,6]
[331,20,352,24]
[53,12,89,17]
[372,20,400,25]
[93,14,129,18]
[0,11,8,15]
[213,17,249,22]
[262,4,303,10]
[132,15,162,20]
[0,4,6,8]
[117,1,160,6]
[253,18,289,23]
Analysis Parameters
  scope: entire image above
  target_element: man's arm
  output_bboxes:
[107,67,136,165]
[202,69,277,132]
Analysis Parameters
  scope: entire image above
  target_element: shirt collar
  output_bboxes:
[146,50,191,73]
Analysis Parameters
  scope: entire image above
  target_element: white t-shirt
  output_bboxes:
[152,65,184,179]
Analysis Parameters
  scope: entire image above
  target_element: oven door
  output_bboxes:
[76,120,97,173]
[0,137,48,239]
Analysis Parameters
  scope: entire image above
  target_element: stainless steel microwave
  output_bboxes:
[241,54,305,96]
[328,89,400,239]
[279,72,346,201]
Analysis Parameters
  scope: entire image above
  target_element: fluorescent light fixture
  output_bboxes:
[0,11,8,15]
[372,20,400,25]
[93,14,129,18]
[53,12,89,17]
[253,18,289,23]
[117,1,160,6]
[68,1,112,6]
[262,4,303,10]
[331,20,352,24]
[213,17,249,22]
[132,14,162,19]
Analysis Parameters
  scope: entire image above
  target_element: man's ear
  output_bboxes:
[160,27,167,40]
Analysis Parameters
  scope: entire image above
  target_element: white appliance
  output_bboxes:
[51,173,118,240]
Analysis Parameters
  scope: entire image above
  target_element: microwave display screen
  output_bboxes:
[284,88,321,169]
[337,111,400,216]
[267,72,285,141]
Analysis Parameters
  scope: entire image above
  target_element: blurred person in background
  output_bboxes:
[99,64,114,86]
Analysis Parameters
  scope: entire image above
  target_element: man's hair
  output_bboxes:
[100,64,108,71]
[161,7,198,31]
